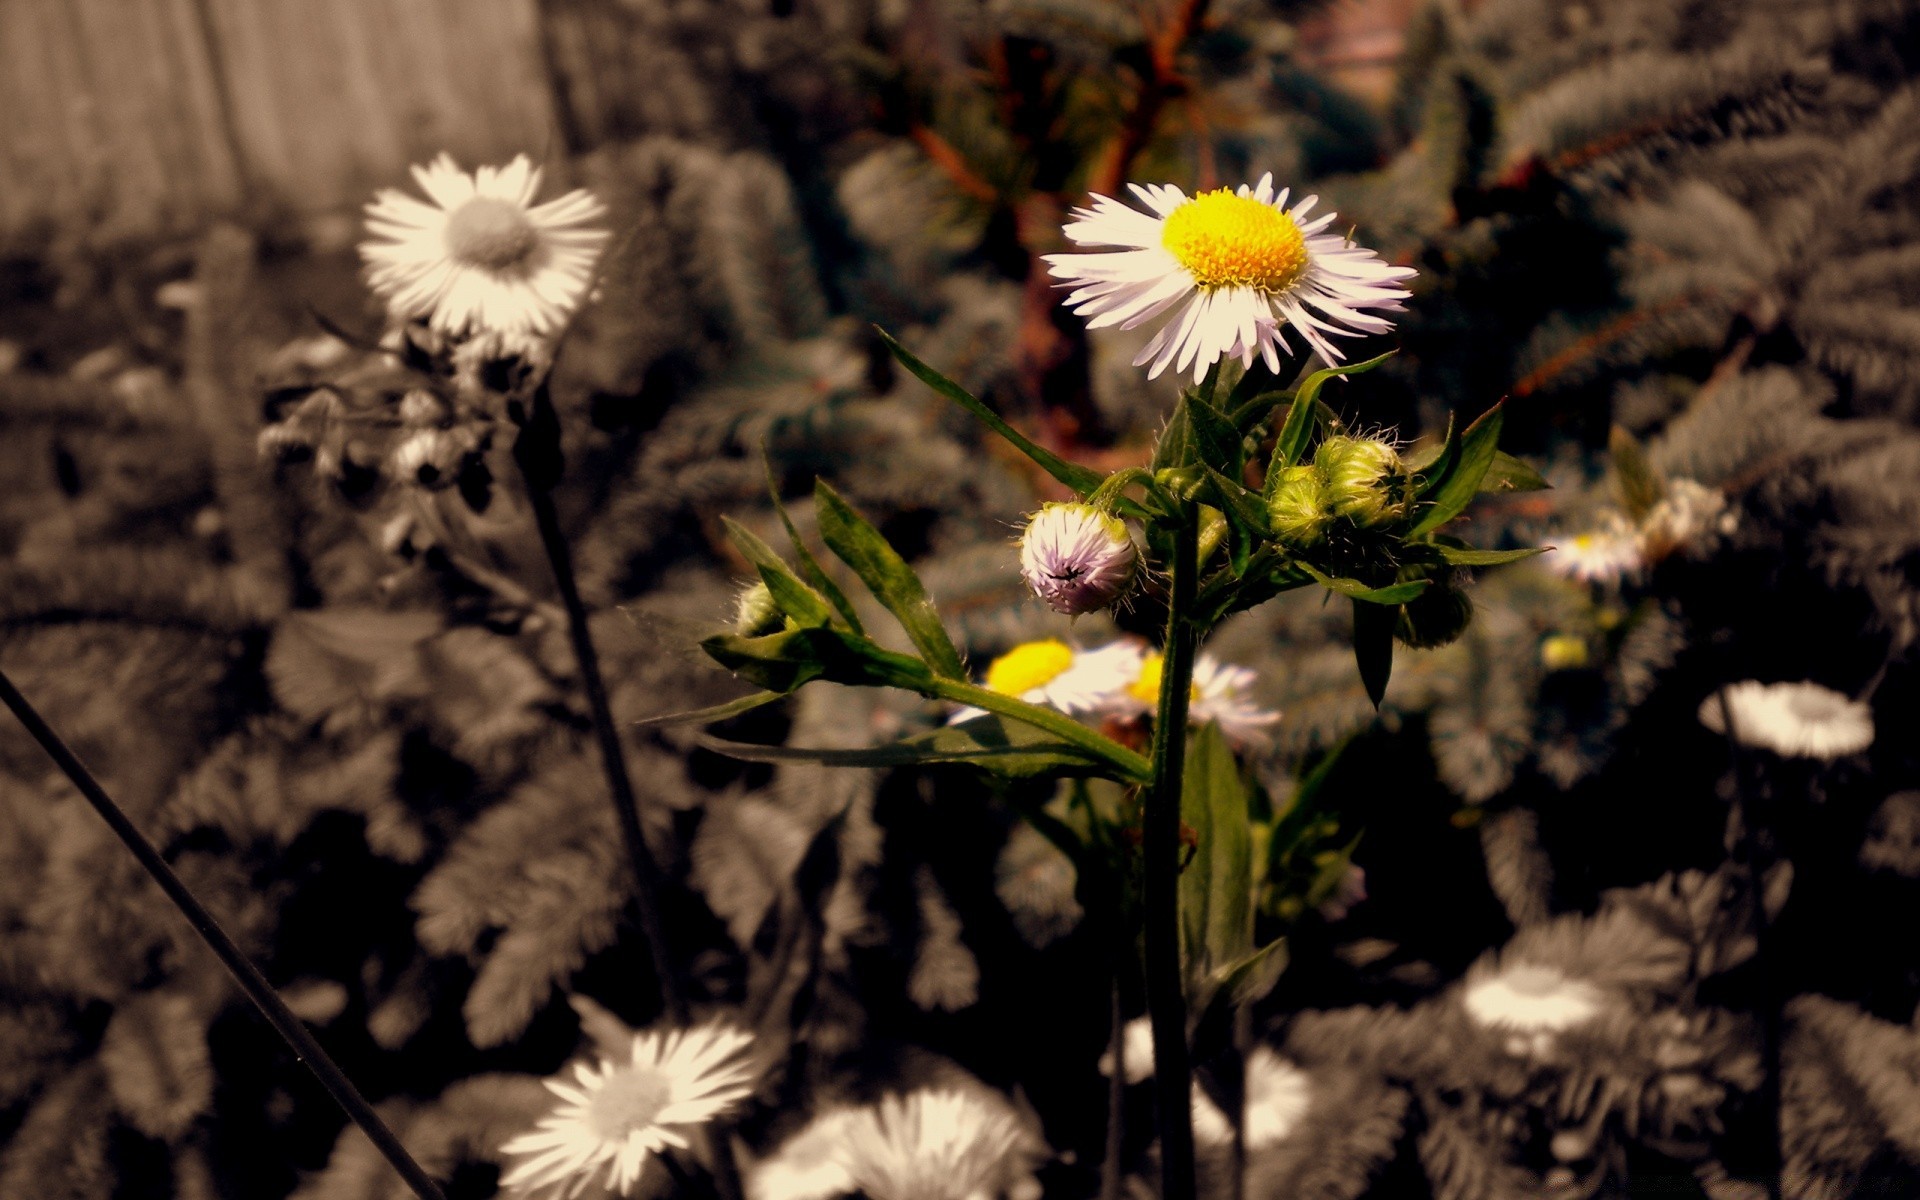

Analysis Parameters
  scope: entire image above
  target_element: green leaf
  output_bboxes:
[813,481,967,680]
[765,458,863,635]
[1187,396,1242,475]
[722,518,836,629]
[634,689,787,728]
[697,713,1126,779]
[1409,401,1504,536]
[1153,397,1195,472]
[877,327,1104,496]
[1180,724,1255,1006]
[1201,467,1272,575]
[701,626,937,695]
[1299,563,1432,604]
[1352,597,1397,708]
[1207,937,1289,1016]
[1482,451,1550,494]
[1264,353,1395,487]
[1433,545,1547,567]
[1609,424,1664,520]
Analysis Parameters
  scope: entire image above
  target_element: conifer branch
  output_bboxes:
[0,666,448,1200]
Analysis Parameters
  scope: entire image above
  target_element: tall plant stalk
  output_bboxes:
[1144,505,1202,1200]
[0,668,448,1200]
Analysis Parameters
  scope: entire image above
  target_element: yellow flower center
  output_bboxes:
[444,197,541,272]
[985,640,1075,696]
[1126,653,1200,706]
[585,1064,674,1140]
[1161,190,1309,293]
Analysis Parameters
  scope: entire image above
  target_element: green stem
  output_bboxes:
[927,678,1152,782]
[1145,507,1201,1200]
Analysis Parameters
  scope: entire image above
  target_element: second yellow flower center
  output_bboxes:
[444,197,541,272]
[986,640,1075,696]
[1161,190,1309,293]
[1126,653,1199,706]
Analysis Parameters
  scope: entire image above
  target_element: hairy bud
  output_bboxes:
[1267,465,1332,548]
[1394,578,1474,649]
[1316,435,1412,529]
[733,581,785,636]
[1019,503,1137,616]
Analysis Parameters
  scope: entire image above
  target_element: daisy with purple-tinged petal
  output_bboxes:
[1043,173,1416,383]
[1018,502,1138,616]
[498,1021,757,1198]
[361,153,609,348]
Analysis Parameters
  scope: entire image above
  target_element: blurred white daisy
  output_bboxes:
[1044,173,1415,382]
[1462,963,1604,1055]
[1111,651,1281,746]
[499,1021,757,1198]
[995,822,1084,947]
[949,638,1144,724]
[1097,1015,1155,1085]
[362,153,608,345]
[1698,680,1874,761]
[1546,519,1643,585]
[746,1108,858,1200]
[837,1088,1034,1200]
[1640,477,1736,559]
[1190,1047,1313,1150]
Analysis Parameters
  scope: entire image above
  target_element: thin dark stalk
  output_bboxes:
[1716,689,1782,1200]
[0,668,447,1200]
[520,470,688,1025]
[1102,974,1126,1200]
[1144,509,1201,1200]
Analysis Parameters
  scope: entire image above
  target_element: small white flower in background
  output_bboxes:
[1190,1047,1313,1151]
[1462,962,1606,1057]
[1019,502,1138,616]
[1111,650,1281,747]
[361,153,609,345]
[948,638,1145,724]
[1698,680,1874,761]
[1318,862,1368,921]
[1640,477,1736,558]
[499,1021,757,1198]
[835,1088,1038,1200]
[1097,1016,1155,1085]
[1044,173,1415,382]
[1545,517,1643,585]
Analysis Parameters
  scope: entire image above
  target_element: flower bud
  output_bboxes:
[1019,502,1137,616]
[1266,465,1332,548]
[1315,435,1412,529]
[1539,633,1591,672]
[1394,578,1474,649]
[733,581,785,636]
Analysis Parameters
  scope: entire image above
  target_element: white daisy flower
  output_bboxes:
[1698,680,1874,761]
[1043,173,1416,383]
[499,1021,757,1198]
[1640,477,1736,559]
[1097,1015,1155,1085]
[1018,502,1138,616]
[1190,1048,1313,1151]
[1462,963,1605,1055]
[949,638,1145,724]
[361,153,609,346]
[1110,651,1282,747]
[995,822,1084,948]
[1545,520,1643,585]
[836,1088,1035,1200]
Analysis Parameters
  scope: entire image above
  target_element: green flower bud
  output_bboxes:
[1316,435,1412,529]
[1267,465,1333,547]
[1394,578,1474,649]
[733,580,784,637]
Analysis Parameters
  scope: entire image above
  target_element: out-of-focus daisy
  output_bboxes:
[1097,1015,1155,1085]
[1044,173,1415,382]
[1462,963,1604,1056]
[746,1108,858,1200]
[1018,502,1138,616]
[1317,862,1368,921]
[1113,651,1281,747]
[1189,1048,1313,1150]
[1698,680,1874,761]
[836,1088,1034,1200]
[949,638,1144,724]
[1546,518,1643,585]
[499,1021,757,1198]
[1640,477,1736,559]
[995,822,1084,947]
[361,153,608,345]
